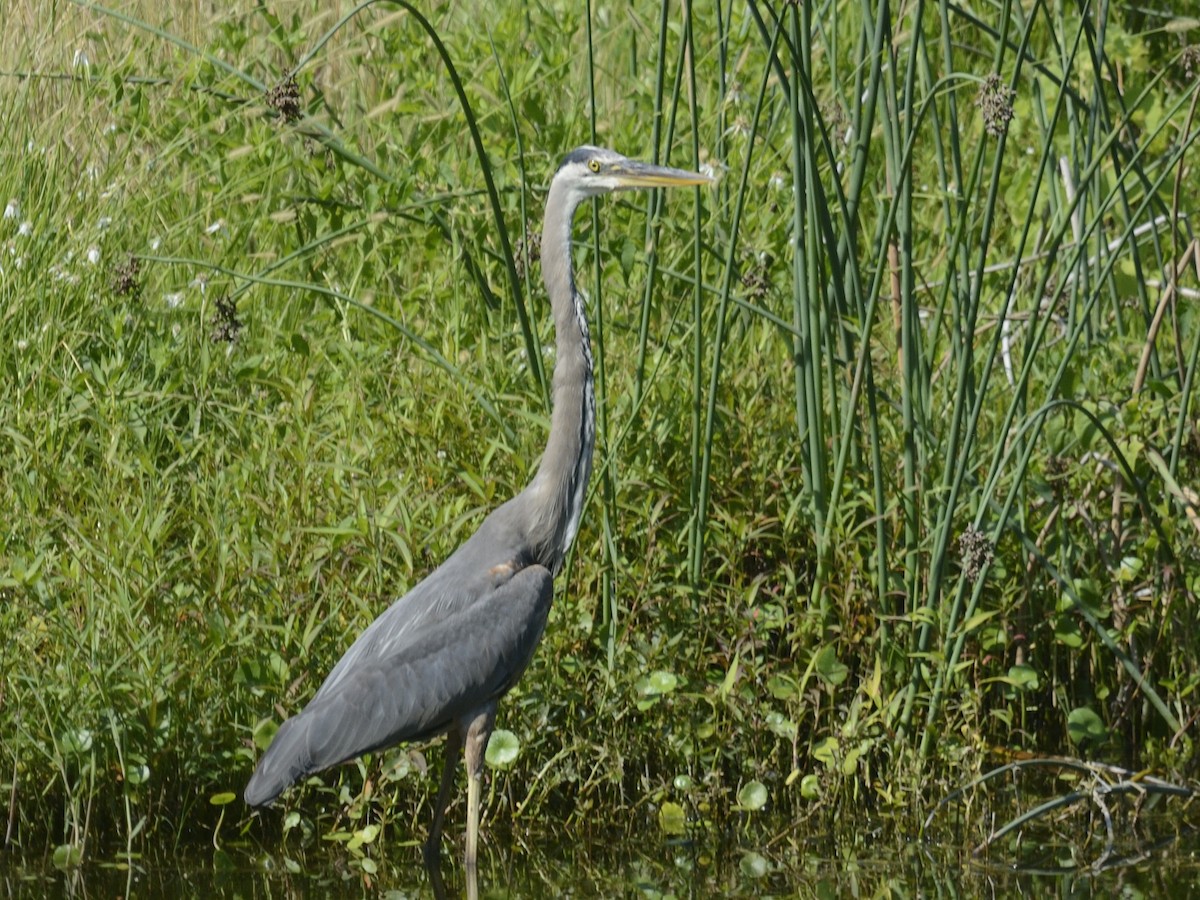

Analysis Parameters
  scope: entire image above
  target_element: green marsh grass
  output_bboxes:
[1,0,1199,870]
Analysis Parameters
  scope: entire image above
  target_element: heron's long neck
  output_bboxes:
[524,178,594,573]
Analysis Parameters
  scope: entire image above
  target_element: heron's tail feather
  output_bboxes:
[244,714,316,807]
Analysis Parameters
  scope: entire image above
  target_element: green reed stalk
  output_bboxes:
[684,0,706,588]
[692,15,783,592]
[918,33,1199,751]
[632,0,674,407]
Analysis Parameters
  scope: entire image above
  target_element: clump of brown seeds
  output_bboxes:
[110,255,141,300]
[514,232,542,283]
[959,525,996,584]
[266,74,302,123]
[1182,46,1200,81]
[210,294,243,344]
[976,73,1015,138]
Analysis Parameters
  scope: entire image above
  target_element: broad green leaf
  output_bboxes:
[841,745,863,776]
[52,844,83,869]
[739,852,770,878]
[1054,618,1083,649]
[814,645,849,686]
[60,728,93,755]
[485,729,520,768]
[737,780,768,811]
[1067,707,1108,746]
[765,710,797,739]
[1006,664,1040,691]
[658,801,686,835]
[253,718,279,752]
[767,674,798,700]
[125,763,150,785]
[812,736,839,768]
[647,670,679,695]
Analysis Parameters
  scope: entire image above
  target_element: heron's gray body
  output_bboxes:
[242,511,553,805]
[244,146,710,865]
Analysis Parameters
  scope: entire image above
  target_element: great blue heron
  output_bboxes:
[245,146,711,868]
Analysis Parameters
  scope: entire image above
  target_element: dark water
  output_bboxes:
[5,834,1200,899]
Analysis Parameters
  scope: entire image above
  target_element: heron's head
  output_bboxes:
[554,145,713,202]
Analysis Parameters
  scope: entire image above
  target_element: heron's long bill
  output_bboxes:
[608,159,714,188]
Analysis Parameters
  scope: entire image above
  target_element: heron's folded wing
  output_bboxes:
[244,563,551,806]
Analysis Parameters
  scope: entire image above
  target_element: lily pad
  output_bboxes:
[1067,707,1108,746]
[812,736,839,768]
[659,801,687,835]
[485,728,520,768]
[252,718,279,751]
[60,728,93,756]
[739,851,770,878]
[52,844,83,869]
[646,670,679,695]
[800,774,820,800]
[737,779,768,811]
[1006,664,1040,691]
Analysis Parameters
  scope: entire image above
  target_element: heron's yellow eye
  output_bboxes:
[588,159,601,173]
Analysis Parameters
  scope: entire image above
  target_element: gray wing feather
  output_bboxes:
[312,510,526,702]
[244,562,552,807]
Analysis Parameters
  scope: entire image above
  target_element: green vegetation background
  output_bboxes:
[2,0,1199,868]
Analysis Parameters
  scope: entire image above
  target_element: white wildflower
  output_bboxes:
[3,200,18,220]
[97,216,112,230]
[164,292,183,308]
[86,246,100,265]
[17,339,28,351]
[149,236,162,251]
[724,117,750,140]
[72,48,90,72]
[205,219,226,236]
[769,172,785,191]
[18,221,32,237]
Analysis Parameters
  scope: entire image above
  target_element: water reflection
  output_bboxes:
[425,854,472,900]
[4,830,1199,898]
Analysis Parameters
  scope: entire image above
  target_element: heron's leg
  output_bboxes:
[462,703,497,870]
[423,728,463,868]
